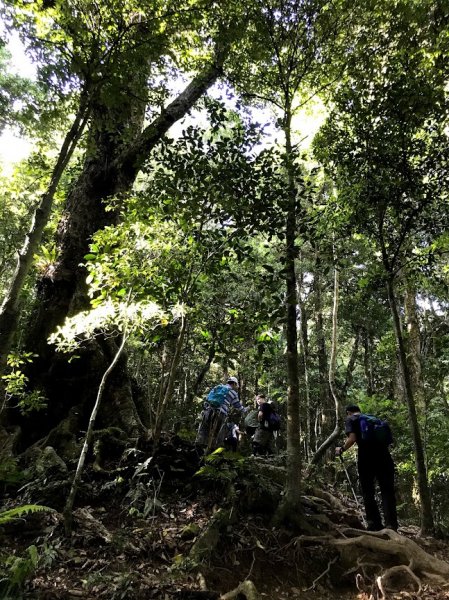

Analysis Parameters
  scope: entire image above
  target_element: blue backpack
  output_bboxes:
[359,414,393,446]
[207,384,229,409]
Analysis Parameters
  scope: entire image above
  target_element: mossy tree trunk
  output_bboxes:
[152,314,187,449]
[297,264,311,459]
[64,329,128,534]
[382,260,434,534]
[282,104,302,510]
[313,247,331,442]
[9,39,233,451]
[0,89,91,378]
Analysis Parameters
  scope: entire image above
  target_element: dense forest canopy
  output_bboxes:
[1,1,449,594]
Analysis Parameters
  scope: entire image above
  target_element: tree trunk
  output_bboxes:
[313,249,331,443]
[28,46,231,351]
[340,328,361,401]
[363,329,375,396]
[152,314,187,449]
[403,279,425,414]
[310,266,342,466]
[297,270,311,459]
[64,328,128,534]
[282,106,302,508]
[189,341,216,401]
[97,337,145,436]
[385,274,434,534]
[0,90,91,375]
[308,278,360,468]
[7,38,233,451]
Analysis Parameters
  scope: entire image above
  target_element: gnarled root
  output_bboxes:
[376,564,422,597]
[219,580,259,600]
[187,508,236,566]
[334,528,449,584]
[298,527,449,591]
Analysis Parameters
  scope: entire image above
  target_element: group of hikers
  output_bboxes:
[196,378,398,532]
[195,376,280,456]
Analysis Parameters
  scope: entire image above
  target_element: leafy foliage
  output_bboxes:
[0,503,53,526]
[1,352,47,415]
[2,0,449,533]
[0,41,39,133]
[0,457,25,490]
[123,454,166,519]
[0,544,39,598]
[195,447,247,490]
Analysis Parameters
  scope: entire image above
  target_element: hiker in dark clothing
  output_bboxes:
[336,404,398,531]
[244,395,261,438]
[224,419,242,452]
[252,394,275,455]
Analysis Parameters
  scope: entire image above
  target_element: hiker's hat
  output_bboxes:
[227,376,239,385]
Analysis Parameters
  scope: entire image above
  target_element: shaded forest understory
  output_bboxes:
[2,2,449,598]
[2,434,449,600]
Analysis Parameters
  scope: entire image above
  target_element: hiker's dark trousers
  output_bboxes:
[195,409,226,449]
[358,450,398,531]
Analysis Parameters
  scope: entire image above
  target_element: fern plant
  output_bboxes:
[194,448,248,496]
[0,505,55,597]
[0,504,54,526]
[0,545,39,598]
[0,456,25,490]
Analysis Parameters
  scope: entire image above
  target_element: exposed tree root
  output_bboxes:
[274,497,312,532]
[248,459,286,486]
[338,528,449,582]
[305,556,339,591]
[377,564,422,596]
[186,508,237,566]
[72,507,113,543]
[311,486,352,513]
[298,526,449,593]
[219,580,259,600]
[29,405,83,461]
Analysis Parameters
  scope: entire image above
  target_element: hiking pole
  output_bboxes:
[339,454,367,528]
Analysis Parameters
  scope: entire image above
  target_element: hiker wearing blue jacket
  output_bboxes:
[195,376,246,452]
[336,404,398,532]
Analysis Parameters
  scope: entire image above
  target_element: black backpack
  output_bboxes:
[359,414,393,446]
[262,405,281,432]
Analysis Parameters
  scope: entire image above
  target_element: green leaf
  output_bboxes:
[0,504,54,525]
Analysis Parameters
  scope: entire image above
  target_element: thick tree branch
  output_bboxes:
[115,35,235,179]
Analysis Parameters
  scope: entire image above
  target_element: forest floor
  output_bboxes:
[2,435,449,600]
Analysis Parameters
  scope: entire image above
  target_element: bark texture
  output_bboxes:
[313,249,331,441]
[310,266,341,466]
[363,329,374,396]
[64,329,128,534]
[0,91,91,375]
[282,107,302,509]
[152,315,187,448]
[404,279,425,413]
[297,267,311,457]
[10,36,234,454]
[29,49,230,351]
[385,275,434,534]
